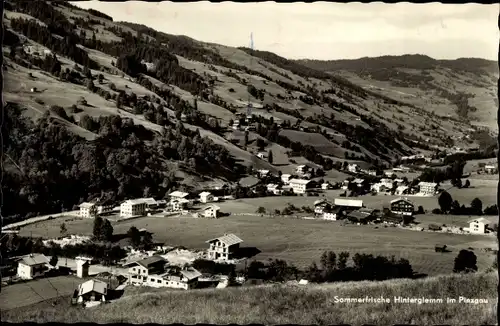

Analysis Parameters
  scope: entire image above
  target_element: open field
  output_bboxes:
[2,272,497,324]
[18,205,497,276]
[0,275,82,311]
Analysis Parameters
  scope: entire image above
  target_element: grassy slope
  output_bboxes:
[2,272,497,325]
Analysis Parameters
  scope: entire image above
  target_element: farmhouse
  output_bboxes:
[120,199,147,218]
[16,254,50,280]
[257,169,270,178]
[79,202,97,218]
[418,182,437,196]
[314,199,330,215]
[323,206,341,220]
[281,174,292,184]
[390,198,415,216]
[295,165,307,174]
[289,178,312,194]
[465,217,497,234]
[76,279,108,304]
[203,204,221,218]
[206,233,243,261]
[256,152,266,159]
[321,182,330,190]
[199,191,214,203]
[371,183,390,193]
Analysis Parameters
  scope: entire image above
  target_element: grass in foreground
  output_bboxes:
[2,272,497,325]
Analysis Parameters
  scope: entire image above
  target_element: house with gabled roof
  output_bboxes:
[206,233,243,261]
[203,204,221,218]
[76,279,108,304]
[120,199,147,218]
[466,217,497,234]
[124,255,168,286]
[199,191,214,203]
[390,197,414,216]
[79,202,97,218]
[169,191,189,199]
[16,254,50,279]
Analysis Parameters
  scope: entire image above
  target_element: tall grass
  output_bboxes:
[2,272,497,325]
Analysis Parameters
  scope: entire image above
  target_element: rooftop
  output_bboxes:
[169,191,189,198]
[180,268,202,280]
[206,233,243,246]
[204,204,221,211]
[122,198,148,205]
[79,202,95,209]
[17,254,50,266]
[199,191,212,197]
[390,197,414,205]
[78,279,107,296]
[289,178,311,185]
[124,255,167,268]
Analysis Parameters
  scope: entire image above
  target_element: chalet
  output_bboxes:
[321,182,330,190]
[390,198,414,216]
[484,165,497,174]
[266,184,282,195]
[125,256,168,286]
[371,183,390,193]
[289,178,312,194]
[156,199,167,208]
[347,208,375,223]
[281,174,292,184]
[206,233,243,261]
[169,198,190,212]
[199,191,214,203]
[418,182,437,196]
[466,217,496,234]
[95,200,114,216]
[162,266,202,290]
[16,254,50,280]
[79,202,97,218]
[256,152,266,159]
[352,179,365,187]
[314,199,330,215]
[334,198,363,210]
[203,204,221,218]
[76,279,108,304]
[120,199,147,218]
[323,206,341,220]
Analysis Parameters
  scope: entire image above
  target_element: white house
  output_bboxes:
[296,165,307,174]
[120,199,147,218]
[281,174,292,184]
[347,164,359,173]
[79,202,97,218]
[484,165,497,174]
[321,182,330,190]
[323,206,341,221]
[395,186,409,195]
[314,199,330,215]
[256,152,266,159]
[206,233,243,261]
[125,256,168,286]
[266,184,282,195]
[16,254,50,280]
[418,182,437,196]
[352,179,365,187]
[257,169,270,178]
[199,192,214,203]
[289,178,312,194]
[466,217,495,234]
[203,204,221,218]
[76,279,108,304]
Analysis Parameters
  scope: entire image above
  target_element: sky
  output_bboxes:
[72,1,499,61]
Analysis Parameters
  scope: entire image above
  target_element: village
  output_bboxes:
[1,159,498,310]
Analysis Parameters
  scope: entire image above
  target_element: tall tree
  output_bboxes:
[268,150,273,164]
[93,216,103,240]
[101,219,114,242]
[127,226,141,248]
[470,198,483,215]
[438,191,453,214]
[453,249,478,273]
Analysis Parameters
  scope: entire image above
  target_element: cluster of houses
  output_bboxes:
[478,163,498,174]
[78,191,223,220]
[312,197,416,224]
[13,232,246,306]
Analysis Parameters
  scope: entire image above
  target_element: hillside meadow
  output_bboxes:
[2,272,497,325]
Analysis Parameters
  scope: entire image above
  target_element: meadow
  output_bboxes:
[2,272,497,325]
[19,200,497,277]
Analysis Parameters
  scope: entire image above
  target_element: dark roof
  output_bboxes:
[125,255,167,268]
[348,209,374,220]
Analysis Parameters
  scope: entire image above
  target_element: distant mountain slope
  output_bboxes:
[3,0,496,218]
[297,55,498,130]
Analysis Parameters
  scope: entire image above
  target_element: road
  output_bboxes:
[2,211,80,231]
